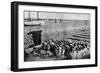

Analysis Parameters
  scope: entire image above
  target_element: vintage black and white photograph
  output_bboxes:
[11,2,97,71]
[24,11,91,62]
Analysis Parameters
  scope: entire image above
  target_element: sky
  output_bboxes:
[24,11,90,20]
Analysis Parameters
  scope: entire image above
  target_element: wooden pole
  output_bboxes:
[60,18,62,23]
[37,11,39,21]
[29,11,31,21]
[55,19,56,23]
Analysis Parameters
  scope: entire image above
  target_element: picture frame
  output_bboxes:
[11,1,98,72]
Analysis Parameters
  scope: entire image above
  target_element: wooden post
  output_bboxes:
[37,11,39,21]
[29,11,31,21]
[55,19,56,23]
[60,18,62,23]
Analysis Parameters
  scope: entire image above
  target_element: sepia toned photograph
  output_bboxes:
[24,11,91,62]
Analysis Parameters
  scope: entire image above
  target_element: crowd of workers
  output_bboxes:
[28,39,90,60]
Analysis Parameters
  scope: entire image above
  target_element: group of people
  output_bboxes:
[30,39,90,60]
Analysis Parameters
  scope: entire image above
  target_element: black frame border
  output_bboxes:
[11,1,98,72]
